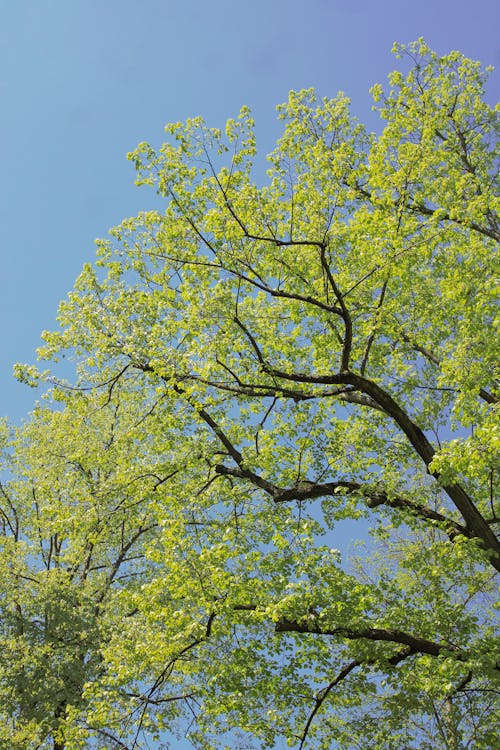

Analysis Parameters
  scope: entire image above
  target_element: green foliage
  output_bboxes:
[3,40,499,748]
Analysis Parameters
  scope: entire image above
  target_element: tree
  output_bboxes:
[0,392,162,748]
[7,40,500,748]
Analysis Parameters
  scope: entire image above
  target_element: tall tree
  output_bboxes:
[8,40,500,748]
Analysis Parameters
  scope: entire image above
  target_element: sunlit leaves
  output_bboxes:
[4,41,499,748]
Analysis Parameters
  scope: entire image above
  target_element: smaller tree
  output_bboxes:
[0,390,166,749]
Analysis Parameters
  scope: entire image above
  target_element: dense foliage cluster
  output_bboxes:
[1,41,499,749]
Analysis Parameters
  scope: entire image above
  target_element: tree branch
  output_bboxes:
[206,353,498,565]
[320,245,352,371]
[297,641,437,749]
[214,465,469,541]
[399,331,498,405]
[351,179,500,243]
[344,372,500,567]
[299,660,360,749]
[275,619,463,660]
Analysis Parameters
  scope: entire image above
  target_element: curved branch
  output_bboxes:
[351,179,500,243]
[298,641,441,749]
[231,267,343,315]
[399,331,498,405]
[209,355,499,565]
[275,618,464,660]
[259,361,499,566]
[299,660,360,749]
[214,466,469,542]
[344,372,500,567]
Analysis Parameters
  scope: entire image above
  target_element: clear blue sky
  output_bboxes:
[1,0,499,422]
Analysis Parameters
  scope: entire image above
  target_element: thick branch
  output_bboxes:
[195,370,384,410]
[320,245,352,370]
[364,490,469,541]
[190,403,278,497]
[258,361,499,564]
[210,358,499,565]
[275,619,463,660]
[163,360,499,565]
[214,465,469,542]
[344,372,500,567]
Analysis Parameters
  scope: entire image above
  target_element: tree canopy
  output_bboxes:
[3,40,499,749]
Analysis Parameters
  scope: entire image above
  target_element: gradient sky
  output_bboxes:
[1,0,499,423]
[0,2,499,747]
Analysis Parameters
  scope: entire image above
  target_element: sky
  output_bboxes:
[1,0,499,424]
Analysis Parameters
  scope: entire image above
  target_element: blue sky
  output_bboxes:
[1,0,499,422]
